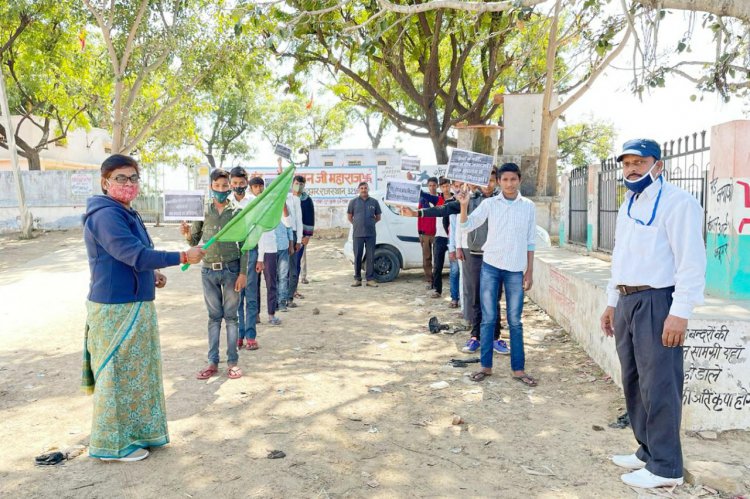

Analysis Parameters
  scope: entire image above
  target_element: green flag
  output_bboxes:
[181,164,295,271]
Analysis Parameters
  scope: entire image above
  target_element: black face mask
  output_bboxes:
[233,186,247,195]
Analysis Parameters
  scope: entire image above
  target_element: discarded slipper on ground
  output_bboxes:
[450,357,480,368]
[428,316,450,334]
[35,452,66,466]
[267,450,286,459]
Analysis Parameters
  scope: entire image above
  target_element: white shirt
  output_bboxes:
[606,178,706,319]
[236,193,274,261]
[460,192,536,272]
[283,193,304,238]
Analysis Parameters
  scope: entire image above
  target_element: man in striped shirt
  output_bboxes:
[458,162,537,386]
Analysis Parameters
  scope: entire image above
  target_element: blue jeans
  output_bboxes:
[238,249,259,340]
[201,260,242,365]
[277,249,290,307]
[479,263,525,371]
[449,259,460,301]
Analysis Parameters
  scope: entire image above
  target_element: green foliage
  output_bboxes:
[558,118,615,171]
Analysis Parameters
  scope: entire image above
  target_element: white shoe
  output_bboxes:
[621,469,683,488]
[100,448,149,462]
[611,453,646,470]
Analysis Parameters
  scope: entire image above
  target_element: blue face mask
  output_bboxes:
[212,189,231,203]
[623,161,659,194]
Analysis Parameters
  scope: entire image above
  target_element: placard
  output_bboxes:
[446,149,494,187]
[383,178,422,208]
[163,191,205,221]
[274,143,292,160]
[401,156,421,172]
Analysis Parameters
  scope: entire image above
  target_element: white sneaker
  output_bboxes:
[611,453,646,470]
[621,469,683,488]
[100,448,149,462]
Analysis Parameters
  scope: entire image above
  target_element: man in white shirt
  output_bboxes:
[248,176,282,327]
[458,163,536,386]
[600,139,706,489]
[283,181,304,306]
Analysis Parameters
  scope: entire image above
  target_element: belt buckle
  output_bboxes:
[617,285,628,295]
[211,262,223,271]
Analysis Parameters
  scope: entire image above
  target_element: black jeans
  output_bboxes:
[464,252,501,340]
[353,236,376,281]
[614,286,683,479]
[431,236,448,294]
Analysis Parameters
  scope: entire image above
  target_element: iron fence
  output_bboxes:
[597,131,710,252]
[568,165,588,245]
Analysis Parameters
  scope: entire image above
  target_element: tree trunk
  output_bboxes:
[431,133,450,164]
[26,150,41,171]
[205,153,216,170]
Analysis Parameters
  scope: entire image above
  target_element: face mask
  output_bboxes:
[623,161,658,194]
[293,184,302,193]
[233,186,247,195]
[106,181,139,204]
[212,189,231,203]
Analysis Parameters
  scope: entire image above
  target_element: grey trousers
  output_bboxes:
[614,286,683,479]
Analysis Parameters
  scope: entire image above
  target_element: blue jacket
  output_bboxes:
[83,195,180,304]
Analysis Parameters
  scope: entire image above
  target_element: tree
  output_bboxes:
[0,2,97,170]
[352,108,391,149]
[558,118,615,171]
[275,2,551,163]
[81,0,243,155]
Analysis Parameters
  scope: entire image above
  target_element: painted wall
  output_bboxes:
[530,246,750,431]
[705,121,750,299]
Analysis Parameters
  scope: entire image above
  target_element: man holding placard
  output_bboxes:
[347,182,381,287]
[417,177,441,289]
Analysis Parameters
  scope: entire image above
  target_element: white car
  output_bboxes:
[343,192,551,282]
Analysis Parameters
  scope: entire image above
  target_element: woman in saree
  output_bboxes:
[82,154,205,462]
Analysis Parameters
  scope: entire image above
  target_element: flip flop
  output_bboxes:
[246,340,259,350]
[227,366,243,379]
[512,374,538,387]
[196,365,218,380]
[470,371,492,382]
[35,452,65,466]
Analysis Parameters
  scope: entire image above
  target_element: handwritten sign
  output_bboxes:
[163,191,205,221]
[274,143,292,160]
[446,149,494,187]
[401,156,421,172]
[70,173,94,197]
[384,178,422,207]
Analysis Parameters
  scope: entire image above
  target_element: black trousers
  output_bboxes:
[463,252,501,340]
[614,286,683,479]
[431,236,448,294]
[353,236,376,281]
[256,252,278,316]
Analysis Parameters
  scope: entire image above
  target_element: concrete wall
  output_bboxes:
[530,246,750,431]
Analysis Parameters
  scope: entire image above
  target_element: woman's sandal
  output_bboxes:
[227,366,243,379]
[470,371,492,382]
[512,374,538,387]
[196,365,218,380]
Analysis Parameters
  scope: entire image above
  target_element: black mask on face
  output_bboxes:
[233,185,247,195]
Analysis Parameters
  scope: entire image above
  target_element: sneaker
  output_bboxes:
[612,453,646,470]
[351,280,362,287]
[493,339,510,355]
[462,338,480,353]
[365,280,379,287]
[268,316,281,326]
[100,448,150,462]
[620,469,683,488]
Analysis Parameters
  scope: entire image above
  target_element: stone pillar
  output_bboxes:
[705,120,750,299]
[586,163,600,252]
[558,172,570,247]
[455,124,501,157]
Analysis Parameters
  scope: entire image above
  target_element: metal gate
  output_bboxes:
[568,166,588,245]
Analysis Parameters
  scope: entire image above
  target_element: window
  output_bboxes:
[347,160,362,166]
[324,161,333,166]
[377,160,387,166]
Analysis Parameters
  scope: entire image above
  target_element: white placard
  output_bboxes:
[274,143,292,160]
[70,173,94,196]
[446,148,494,187]
[163,191,205,221]
[384,178,422,208]
[401,156,421,172]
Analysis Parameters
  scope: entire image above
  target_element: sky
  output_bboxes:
[161,6,748,189]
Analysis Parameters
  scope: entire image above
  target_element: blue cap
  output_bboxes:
[616,138,661,162]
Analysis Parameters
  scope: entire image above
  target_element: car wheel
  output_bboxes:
[373,247,400,283]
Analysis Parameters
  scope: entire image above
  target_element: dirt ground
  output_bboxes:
[0,226,748,499]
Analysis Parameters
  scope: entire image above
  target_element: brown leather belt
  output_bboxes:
[617,285,654,296]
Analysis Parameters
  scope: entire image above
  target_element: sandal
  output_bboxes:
[227,366,243,379]
[196,365,218,380]
[246,340,259,350]
[294,292,304,299]
[512,374,538,387]
[470,371,492,382]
